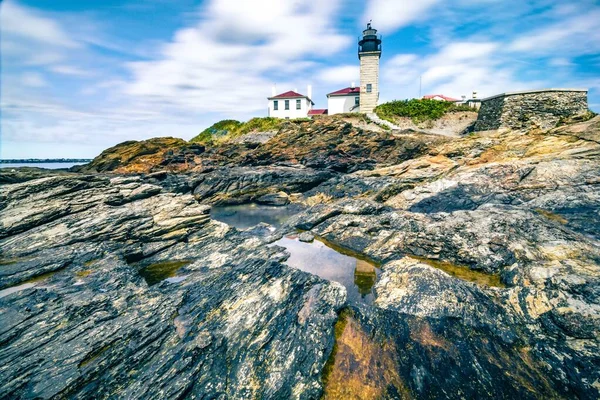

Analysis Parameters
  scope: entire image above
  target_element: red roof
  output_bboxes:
[269,90,306,99]
[423,94,460,102]
[308,109,328,115]
[327,87,360,96]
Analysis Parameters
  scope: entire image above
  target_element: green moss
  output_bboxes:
[321,308,351,388]
[411,256,505,288]
[535,209,568,224]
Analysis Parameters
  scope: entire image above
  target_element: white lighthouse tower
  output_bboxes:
[358,22,382,114]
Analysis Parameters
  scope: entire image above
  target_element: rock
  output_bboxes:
[2,115,600,399]
[298,232,314,243]
[192,166,332,205]
[256,191,290,206]
[0,174,346,399]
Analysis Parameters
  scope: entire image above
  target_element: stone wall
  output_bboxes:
[474,89,588,131]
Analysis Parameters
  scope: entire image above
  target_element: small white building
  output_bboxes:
[422,94,460,102]
[327,86,361,115]
[267,86,314,119]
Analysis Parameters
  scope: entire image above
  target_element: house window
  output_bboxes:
[355,97,360,105]
[273,100,278,111]
[285,100,290,110]
[366,84,372,93]
[296,99,301,110]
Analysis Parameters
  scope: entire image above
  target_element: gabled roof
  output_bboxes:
[268,90,314,105]
[423,94,460,102]
[327,87,360,97]
[269,91,306,99]
[308,109,328,115]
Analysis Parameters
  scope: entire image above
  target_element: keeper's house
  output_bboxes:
[327,86,361,115]
[267,86,314,119]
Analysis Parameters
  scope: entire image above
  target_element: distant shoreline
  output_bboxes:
[0,159,92,164]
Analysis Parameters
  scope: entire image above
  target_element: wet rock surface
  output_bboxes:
[0,175,345,399]
[2,116,600,399]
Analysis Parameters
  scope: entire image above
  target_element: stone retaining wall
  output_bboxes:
[473,89,588,131]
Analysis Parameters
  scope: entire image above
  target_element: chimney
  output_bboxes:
[351,81,355,89]
[294,87,298,94]
[271,85,276,97]
[307,84,312,100]
[472,91,477,99]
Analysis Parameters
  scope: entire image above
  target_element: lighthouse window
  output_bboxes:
[366,84,372,93]
[273,100,278,110]
[296,99,301,110]
[285,100,290,110]
[355,97,360,105]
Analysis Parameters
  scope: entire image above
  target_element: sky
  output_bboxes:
[1,0,599,159]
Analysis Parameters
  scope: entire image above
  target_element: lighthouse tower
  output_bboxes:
[358,22,382,114]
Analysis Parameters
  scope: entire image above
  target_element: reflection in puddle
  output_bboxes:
[0,269,58,299]
[210,203,304,230]
[0,283,37,299]
[273,236,380,305]
[138,260,191,286]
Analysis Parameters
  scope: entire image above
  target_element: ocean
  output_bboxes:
[0,162,87,169]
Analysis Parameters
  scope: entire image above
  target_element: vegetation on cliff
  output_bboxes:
[375,98,473,123]
[190,119,242,144]
[80,118,447,174]
[190,117,283,145]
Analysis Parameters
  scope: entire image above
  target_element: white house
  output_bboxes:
[267,86,314,119]
[327,86,361,115]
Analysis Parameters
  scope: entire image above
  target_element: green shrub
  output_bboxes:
[375,99,474,123]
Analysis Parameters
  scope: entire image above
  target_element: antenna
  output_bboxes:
[419,75,422,98]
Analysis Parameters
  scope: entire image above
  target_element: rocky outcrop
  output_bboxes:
[2,116,600,399]
[78,118,447,175]
[191,166,333,205]
[0,175,345,399]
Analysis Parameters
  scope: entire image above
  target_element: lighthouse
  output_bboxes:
[358,22,382,114]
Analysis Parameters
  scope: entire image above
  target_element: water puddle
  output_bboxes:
[210,203,304,230]
[0,270,59,299]
[272,235,380,305]
[138,260,191,286]
[410,256,505,288]
[322,309,409,399]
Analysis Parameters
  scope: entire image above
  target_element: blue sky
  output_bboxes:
[2,0,599,159]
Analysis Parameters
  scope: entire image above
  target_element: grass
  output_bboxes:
[375,98,474,124]
[190,117,286,145]
[189,119,242,144]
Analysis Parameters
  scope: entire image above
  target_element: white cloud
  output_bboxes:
[50,65,92,76]
[124,0,352,114]
[0,1,78,48]
[509,10,600,56]
[363,0,443,32]
[21,72,47,87]
[317,66,359,85]
[381,40,540,101]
